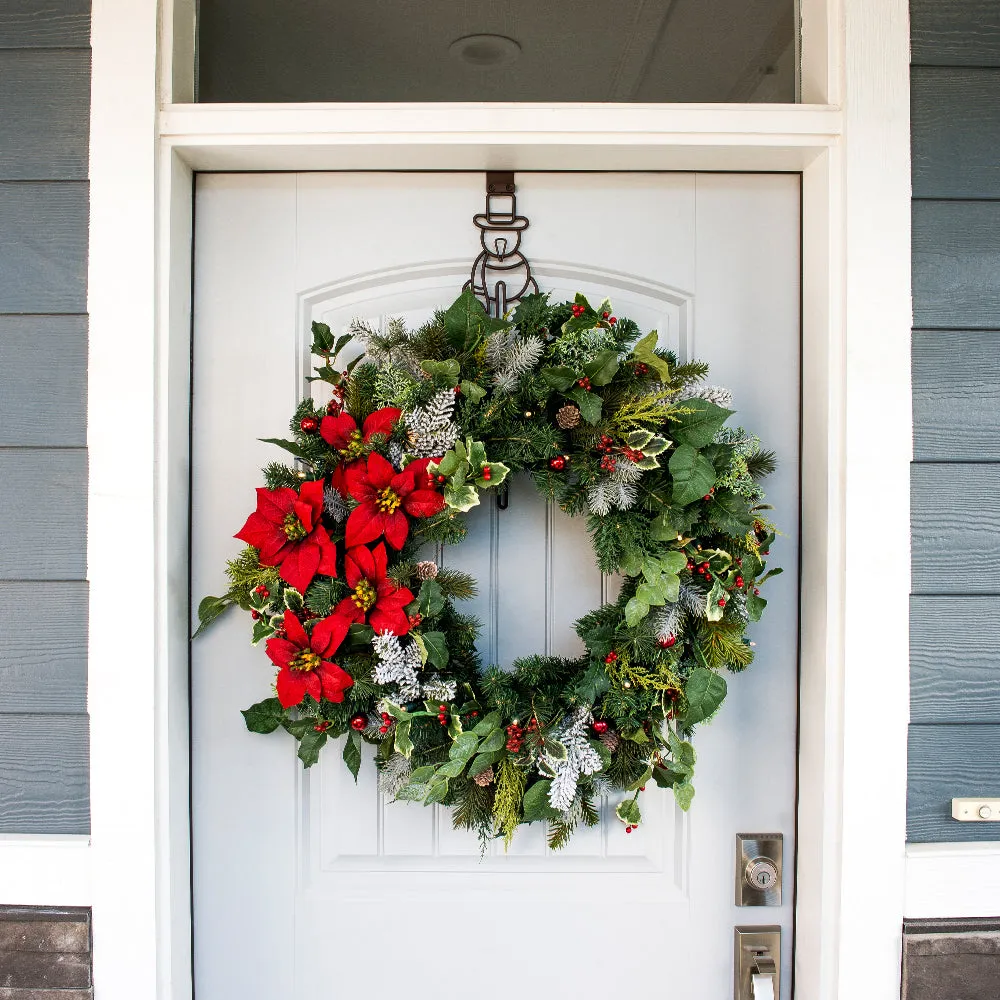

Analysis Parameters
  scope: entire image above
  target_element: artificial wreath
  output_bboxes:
[198,290,781,850]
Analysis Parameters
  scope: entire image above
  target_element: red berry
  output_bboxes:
[640,786,646,792]
[250,610,260,620]
[602,311,609,319]
[453,385,461,394]
[704,572,712,580]
[686,561,695,571]
[472,711,479,717]
[736,576,744,587]
[349,714,367,731]
[604,651,618,664]
[436,474,446,483]
[718,598,727,607]
[762,550,770,555]
[625,825,633,833]
[482,467,492,481]
[609,316,617,325]
[314,721,332,733]
[550,456,566,471]
[326,399,341,415]
[379,725,389,734]
[736,558,743,566]
[659,634,677,649]
[592,720,609,735]
[703,494,712,501]
[439,705,447,712]
[754,588,761,596]
[299,416,319,433]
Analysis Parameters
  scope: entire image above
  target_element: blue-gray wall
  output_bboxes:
[0,1,91,833]
[908,0,1000,841]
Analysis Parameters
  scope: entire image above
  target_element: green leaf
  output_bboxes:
[478,728,505,753]
[434,451,461,477]
[565,386,603,424]
[668,444,717,505]
[541,365,578,391]
[476,462,509,489]
[615,797,642,826]
[622,727,649,744]
[193,594,234,638]
[417,579,446,618]
[443,290,492,353]
[411,632,429,666]
[449,731,480,761]
[298,728,327,768]
[424,778,450,804]
[648,513,677,542]
[346,622,375,647]
[394,718,414,758]
[631,330,672,382]
[673,779,695,811]
[282,718,314,738]
[467,439,488,470]
[343,730,362,782]
[652,765,682,788]
[469,751,502,777]
[681,667,728,725]
[241,697,284,734]
[472,711,501,735]
[636,581,666,607]
[660,550,688,575]
[706,579,726,621]
[394,782,429,802]
[420,630,450,668]
[624,596,650,627]
[521,780,559,822]
[747,593,767,621]
[589,738,612,769]
[706,487,755,535]
[259,437,312,461]
[310,320,335,354]
[420,358,461,386]
[642,435,670,457]
[437,758,468,778]
[628,767,654,792]
[460,379,486,402]
[621,551,643,577]
[583,350,620,386]
[671,398,734,449]
[283,587,304,612]
[250,618,274,645]
[409,765,436,783]
[443,483,480,512]
[661,573,681,603]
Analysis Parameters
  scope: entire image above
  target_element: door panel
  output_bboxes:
[191,172,800,998]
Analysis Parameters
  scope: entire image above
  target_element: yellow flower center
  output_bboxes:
[290,650,321,672]
[341,430,365,460]
[351,579,377,613]
[376,486,401,514]
[282,512,308,541]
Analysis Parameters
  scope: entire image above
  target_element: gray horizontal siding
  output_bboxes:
[912,67,1000,199]
[0,583,87,714]
[911,0,1000,68]
[0,714,89,834]
[0,49,90,181]
[0,1,90,49]
[0,182,88,314]
[911,596,1000,723]
[0,316,87,447]
[0,450,87,580]
[908,725,1000,842]
[912,200,1000,329]
[912,330,1000,461]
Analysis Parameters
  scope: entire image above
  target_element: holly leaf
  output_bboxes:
[476,462,509,489]
[615,797,642,826]
[342,730,362,782]
[241,697,284,734]
[624,595,650,627]
[417,579,446,618]
[705,487,755,535]
[541,366,578,391]
[706,579,726,621]
[565,386,603,424]
[443,483,480,512]
[673,779,695,811]
[681,667,727,725]
[583,350,620,386]
[394,718,414,758]
[297,728,327,768]
[668,444,716,505]
[251,618,274,645]
[420,630,449,668]
[631,331,672,382]
[671,398,733,449]
[460,379,486,402]
[522,780,560,822]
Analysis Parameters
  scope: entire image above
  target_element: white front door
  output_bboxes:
[191,172,800,999]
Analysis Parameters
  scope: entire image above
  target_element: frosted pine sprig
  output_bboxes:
[323,485,350,523]
[420,674,457,703]
[678,383,734,409]
[489,334,544,394]
[404,389,460,458]
[653,602,684,642]
[586,457,642,515]
[545,707,603,812]
[378,753,412,799]
[371,632,423,701]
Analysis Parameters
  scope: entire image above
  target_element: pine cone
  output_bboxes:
[415,560,439,580]
[556,404,581,430]
[599,730,620,753]
[474,766,495,787]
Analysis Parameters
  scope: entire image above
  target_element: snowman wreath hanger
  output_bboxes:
[197,174,781,851]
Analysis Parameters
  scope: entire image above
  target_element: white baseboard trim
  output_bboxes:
[0,835,92,907]
[905,842,1000,919]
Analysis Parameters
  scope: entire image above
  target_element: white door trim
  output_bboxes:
[78,0,917,997]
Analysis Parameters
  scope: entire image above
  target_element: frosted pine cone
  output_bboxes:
[598,730,620,753]
[556,404,581,429]
[415,560,438,580]
[473,766,495,787]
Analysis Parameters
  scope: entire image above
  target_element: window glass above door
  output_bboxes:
[196,0,798,103]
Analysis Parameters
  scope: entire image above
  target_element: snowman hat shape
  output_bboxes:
[473,191,529,232]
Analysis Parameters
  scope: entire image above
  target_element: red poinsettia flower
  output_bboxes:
[334,543,415,635]
[321,406,401,456]
[235,479,336,593]
[343,453,446,550]
[266,610,353,708]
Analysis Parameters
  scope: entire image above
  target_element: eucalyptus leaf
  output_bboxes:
[522,780,559,822]
[478,728,505,753]
[668,444,717,506]
[460,379,486,402]
[680,667,728,725]
[624,595,650,627]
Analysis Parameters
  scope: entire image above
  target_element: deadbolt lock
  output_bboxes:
[736,834,782,906]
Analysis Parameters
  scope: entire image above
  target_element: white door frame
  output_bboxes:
[77,0,917,997]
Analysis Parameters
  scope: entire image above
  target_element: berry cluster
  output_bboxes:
[377,712,393,735]
[437,704,449,727]
[570,303,586,318]
[505,722,526,752]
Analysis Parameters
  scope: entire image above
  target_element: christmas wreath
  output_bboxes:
[198,290,780,850]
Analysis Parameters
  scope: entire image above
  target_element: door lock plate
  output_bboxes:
[952,798,1000,821]
[736,833,782,906]
[735,925,781,1000]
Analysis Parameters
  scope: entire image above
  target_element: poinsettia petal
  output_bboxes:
[362,407,401,442]
[382,510,409,550]
[297,478,326,524]
[365,452,396,490]
[282,609,309,648]
[278,540,321,593]
[257,486,296,523]
[292,498,315,534]
[314,525,337,579]
[332,597,363,624]
[301,671,322,703]
[318,661,354,703]
[345,544,376,583]
[370,605,410,636]
[265,636,300,669]
[403,489,446,519]
[320,413,357,450]
[344,460,375,502]
[371,542,388,581]
[256,534,290,566]
[310,614,350,658]
[330,463,349,499]
[234,511,278,550]
[345,502,386,549]
[390,470,414,499]
[275,666,308,708]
